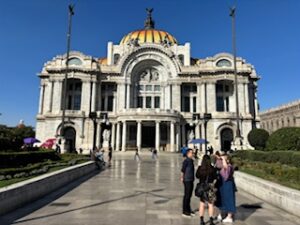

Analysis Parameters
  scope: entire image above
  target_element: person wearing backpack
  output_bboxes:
[195,155,218,225]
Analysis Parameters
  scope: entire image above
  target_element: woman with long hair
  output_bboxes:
[196,155,217,225]
[218,154,236,223]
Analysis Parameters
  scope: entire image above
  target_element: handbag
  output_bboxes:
[195,176,210,198]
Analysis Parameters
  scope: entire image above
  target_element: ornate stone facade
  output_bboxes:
[36,12,260,153]
[260,100,300,133]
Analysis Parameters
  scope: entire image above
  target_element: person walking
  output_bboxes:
[134,149,141,162]
[218,154,236,223]
[180,149,195,218]
[153,148,158,160]
[195,155,218,225]
[108,146,113,167]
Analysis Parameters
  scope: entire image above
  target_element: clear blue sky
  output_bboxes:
[0,0,299,127]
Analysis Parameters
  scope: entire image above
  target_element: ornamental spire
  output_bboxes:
[144,8,155,29]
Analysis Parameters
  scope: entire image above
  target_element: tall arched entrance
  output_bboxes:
[220,128,233,152]
[64,127,76,153]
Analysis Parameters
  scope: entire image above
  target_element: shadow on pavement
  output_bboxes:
[236,202,263,222]
[0,168,103,225]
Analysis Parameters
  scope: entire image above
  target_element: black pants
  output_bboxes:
[183,181,194,214]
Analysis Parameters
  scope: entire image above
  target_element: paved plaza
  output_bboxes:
[1,152,299,225]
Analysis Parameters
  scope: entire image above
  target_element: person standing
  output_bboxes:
[196,155,218,225]
[218,154,236,223]
[180,149,195,217]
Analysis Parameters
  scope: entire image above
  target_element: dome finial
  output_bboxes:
[144,8,155,29]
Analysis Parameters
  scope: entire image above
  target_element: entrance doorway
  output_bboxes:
[64,127,76,153]
[142,125,155,148]
[220,128,233,152]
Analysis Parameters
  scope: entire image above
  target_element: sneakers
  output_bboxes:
[182,213,192,218]
[222,217,233,223]
[217,214,222,221]
[190,212,196,217]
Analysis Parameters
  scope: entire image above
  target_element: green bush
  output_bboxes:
[266,127,300,151]
[233,150,300,168]
[0,151,60,168]
[247,128,269,150]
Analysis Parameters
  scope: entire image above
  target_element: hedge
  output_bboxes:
[233,150,300,168]
[0,151,60,168]
[247,128,269,150]
[266,127,300,151]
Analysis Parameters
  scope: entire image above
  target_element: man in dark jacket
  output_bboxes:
[181,149,195,217]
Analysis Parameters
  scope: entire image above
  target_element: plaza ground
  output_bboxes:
[0,152,299,225]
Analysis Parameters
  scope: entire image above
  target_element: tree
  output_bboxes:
[266,127,300,151]
[247,128,269,150]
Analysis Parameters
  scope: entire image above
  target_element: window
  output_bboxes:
[138,85,144,91]
[137,97,143,108]
[193,97,196,112]
[101,97,105,111]
[217,96,224,112]
[107,96,114,111]
[178,54,184,65]
[216,59,232,67]
[146,97,152,108]
[184,97,190,112]
[154,85,161,91]
[146,85,152,91]
[68,57,82,66]
[129,125,136,140]
[114,54,120,64]
[73,95,81,110]
[154,97,160,108]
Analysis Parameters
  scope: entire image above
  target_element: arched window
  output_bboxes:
[68,57,82,66]
[114,54,120,64]
[216,59,232,67]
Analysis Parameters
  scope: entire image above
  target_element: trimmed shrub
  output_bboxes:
[0,151,60,168]
[233,150,300,168]
[247,128,269,150]
[266,127,300,151]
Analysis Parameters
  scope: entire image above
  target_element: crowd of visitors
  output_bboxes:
[181,147,237,224]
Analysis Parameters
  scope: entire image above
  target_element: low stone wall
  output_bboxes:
[0,161,96,216]
[235,171,300,217]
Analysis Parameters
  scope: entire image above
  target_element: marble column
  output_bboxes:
[91,81,97,112]
[38,85,45,114]
[201,83,206,113]
[207,82,216,113]
[137,121,142,151]
[53,80,63,113]
[81,81,91,113]
[176,123,181,152]
[170,122,175,152]
[197,83,201,113]
[122,121,127,152]
[96,122,102,149]
[126,84,130,109]
[155,121,160,151]
[244,83,249,114]
[172,84,181,111]
[116,122,121,151]
[111,123,116,150]
[195,123,200,139]
[48,81,54,113]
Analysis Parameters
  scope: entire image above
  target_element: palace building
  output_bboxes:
[36,10,260,153]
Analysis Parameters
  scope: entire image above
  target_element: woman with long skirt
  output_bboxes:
[219,154,236,223]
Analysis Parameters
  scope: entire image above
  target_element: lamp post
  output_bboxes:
[61,5,74,139]
[230,6,242,147]
[203,113,212,154]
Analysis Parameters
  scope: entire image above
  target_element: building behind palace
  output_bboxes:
[260,100,300,134]
[35,11,260,153]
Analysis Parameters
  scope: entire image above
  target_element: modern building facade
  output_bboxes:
[36,11,260,153]
[260,100,300,134]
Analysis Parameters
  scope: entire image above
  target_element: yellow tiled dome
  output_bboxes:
[120,29,177,46]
